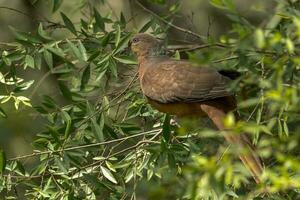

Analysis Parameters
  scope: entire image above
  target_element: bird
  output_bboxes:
[129,33,264,183]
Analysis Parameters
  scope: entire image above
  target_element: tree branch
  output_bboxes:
[8,129,161,161]
[135,0,206,40]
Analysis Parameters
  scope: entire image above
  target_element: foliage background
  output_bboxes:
[0,0,300,199]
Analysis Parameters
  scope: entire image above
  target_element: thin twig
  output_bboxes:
[76,71,139,130]
[135,0,206,40]
[5,135,161,180]
[113,71,139,101]
[212,55,240,63]
[8,129,161,161]
[29,71,52,99]
[167,43,227,52]
[69,136,161,178]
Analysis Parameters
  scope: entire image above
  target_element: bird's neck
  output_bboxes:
[137,47,165,63]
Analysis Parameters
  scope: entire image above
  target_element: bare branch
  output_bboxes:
[135,0,206,40]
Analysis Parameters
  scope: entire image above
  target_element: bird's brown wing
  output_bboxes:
[140,59,233,103]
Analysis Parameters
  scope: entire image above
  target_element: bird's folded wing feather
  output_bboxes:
[141,59,233,103]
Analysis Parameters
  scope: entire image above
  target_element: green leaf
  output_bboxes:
[0,107,7,118]
[88,50,101,62]
[100,166,117,184]
[0,149,6,173]
[60,12,77,36]
[139,20,153,33]
[47,126,62,145]
[113,56,137,65]
[15,161,26,175]
[173,50,180,60]
[55,157,68,173]
[278,119,283,137]
[78,41,87,61]
[25,55,35,69]
[83,174,111,190]
[58,82,73,100]
[95,67,107,82]
[61,110,72,138]
[255,29,265,49]
[53,0,63,13]
[38,23,52,40]
[43,49,53,70]
[14,80,35,92]
[29,0,39,4]
[34,53,42,70]
[102,96,110,115]
[125,168,134,183]
[44,45,65,58]
[109,58,118,78]
[162,114,171,142]
[167,153,176,169]
[210,0,227,9]
[94,8,105,31]
[9,26,42,43]
[81,64,91,90]
[42,95,56,108]
[87,102,104,142]
[113,33,132,54]
[80,19,89,30]
[149,0,166,5]
[92,120,104,142]
[286,38,294,54]
[67,39,83,61]
[283,120,289,136]
[120,12,126,26]
[115,25,121,47]
[101,33,111,47]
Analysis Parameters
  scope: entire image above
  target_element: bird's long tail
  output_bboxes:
[200,104,264,184]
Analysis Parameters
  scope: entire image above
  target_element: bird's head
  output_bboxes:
[130,33,161,58]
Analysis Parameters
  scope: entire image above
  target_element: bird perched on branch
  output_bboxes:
[129,33,264,183]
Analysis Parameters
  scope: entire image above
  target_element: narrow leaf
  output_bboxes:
[0,149,6,173]
[139,20,153,33]
[44,45,65,58]
[61,12,77,35]
[47,126,62,146]
[100,166,117,184]
[25,55,35,69]
[115,25,121,47]
[38,23,52,40]
[0,107,7,118]
[58,82,73,100]
[61,110,72,138]
[67,39,83,61]
[120,12,126,26]
[78,41,87,61]
[81,64,91,90]
[114,56,137,65]
[43,49,53,70]
[53,0,63,13]
[9,26,42,43]
[113,33,132,54]
[94,8,105,31]
[162,114,171,142]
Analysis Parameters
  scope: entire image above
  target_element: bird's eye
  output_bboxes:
[132,38,139,43]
